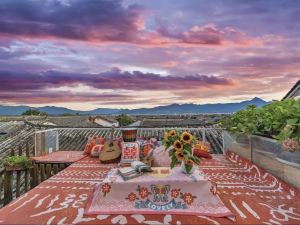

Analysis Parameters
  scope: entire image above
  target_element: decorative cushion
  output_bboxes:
[139,140,152,160]
[152,146,171,167]
[120,142,140,165]
[84,136,105,155]
[193,148,212,159]
[90,144,104,157]
[95,137,105,145]
[83,137,94,155]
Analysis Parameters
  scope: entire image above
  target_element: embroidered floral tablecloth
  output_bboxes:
[85,167,234,218]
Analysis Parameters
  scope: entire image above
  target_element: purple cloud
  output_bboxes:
[0,0,143,42]
[0,68,234,93]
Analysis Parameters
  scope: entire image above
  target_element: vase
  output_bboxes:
[181,161,195,174]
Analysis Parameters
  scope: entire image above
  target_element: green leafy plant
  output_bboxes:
[220,98,300,148]
[116,114,134,127]
[1,156,32,170]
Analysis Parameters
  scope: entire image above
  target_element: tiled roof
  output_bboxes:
[57,127,224,154]
[0,122,224,158]
[282,79,300,99]
[0,122,35,158]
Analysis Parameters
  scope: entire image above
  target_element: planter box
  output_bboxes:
[251,135,284,179]
[252,151,284,179]
[223,131,251,160]
[223,131,300,189]
[227,132,250,145]
[251,135,282,156]
[276,151,300,188]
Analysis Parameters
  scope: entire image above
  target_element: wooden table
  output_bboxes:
[30,151,87,188]
[32,151,86,164]
[0,152,299,224]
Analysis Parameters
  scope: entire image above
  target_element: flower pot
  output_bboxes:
[181,161,195,174]
[5,166,27,171]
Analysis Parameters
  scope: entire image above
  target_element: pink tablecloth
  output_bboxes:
[85,167,234,218]
[32,151,86,163]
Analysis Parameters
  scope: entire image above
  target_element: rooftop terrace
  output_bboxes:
[0,151,299,224]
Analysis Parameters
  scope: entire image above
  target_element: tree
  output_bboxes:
[116,114,134,127]
[22,109,48,116]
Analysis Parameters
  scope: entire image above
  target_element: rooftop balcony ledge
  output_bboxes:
[223,131,300,189]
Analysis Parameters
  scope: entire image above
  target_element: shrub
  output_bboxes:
[116,114,134,127]
[1,156,32,169]
[221,98,300,145]
[22,109,48,116]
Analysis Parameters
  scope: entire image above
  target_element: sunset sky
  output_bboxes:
[0,0,299,110]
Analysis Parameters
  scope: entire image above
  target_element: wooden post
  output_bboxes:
[40,164,46,182]
[34,164,38,187]
[41,130,46,156]
[16,171,21,198]
[26,143,30,157]
[0,172,3,207]
[46,164,52,179]
[25,143,30,192]
[15,145,23,197]
[30,166,35,189]
[4,171,13,205]
[59,164,65,171]
[34,129,39,156]
[53,164,59,174]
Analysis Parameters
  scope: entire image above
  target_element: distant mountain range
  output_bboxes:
[0,97,268,115]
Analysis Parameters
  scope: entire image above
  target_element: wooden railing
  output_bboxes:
[0,143,69,207]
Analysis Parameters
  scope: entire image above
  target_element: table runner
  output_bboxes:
[32,150,86,163]
[85,167,234,218]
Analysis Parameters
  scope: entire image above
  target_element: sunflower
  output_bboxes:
[180,131,193,144]
[173,140,183,152]
[169,130,177,137]
[164,131,170,140]
[175,150,185,161]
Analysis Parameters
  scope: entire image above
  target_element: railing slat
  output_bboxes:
[40,164,46,182]
[46,164,52,179]
[16,171,21,198]
[4,171,13,205]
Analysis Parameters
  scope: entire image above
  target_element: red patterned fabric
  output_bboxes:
[1,151,300,224]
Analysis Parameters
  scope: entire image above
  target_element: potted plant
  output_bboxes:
[1,156,32,171]
[163,130,200,174]
[221,98,300,187]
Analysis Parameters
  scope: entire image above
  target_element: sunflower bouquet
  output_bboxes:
[163,130,200,174]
